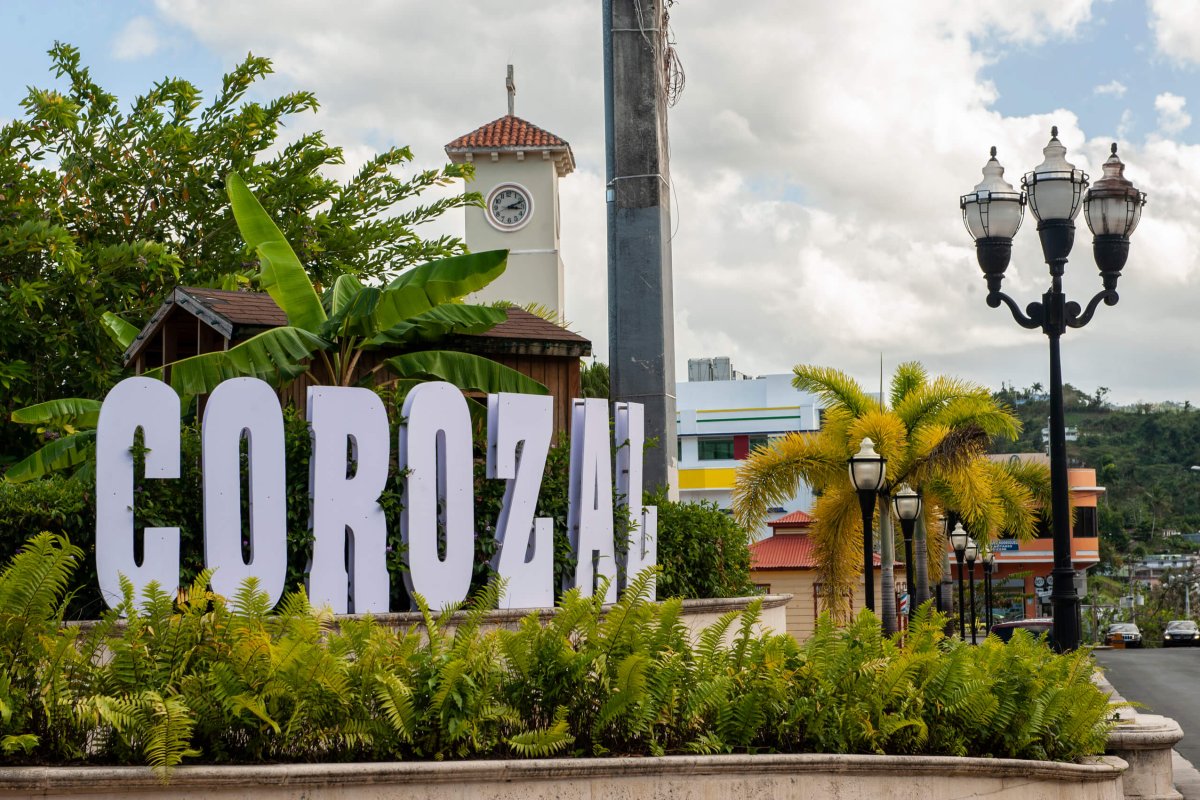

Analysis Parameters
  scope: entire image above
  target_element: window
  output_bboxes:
[1073,507,1097,538]
[748,435,769,454]
[698,437,735,460]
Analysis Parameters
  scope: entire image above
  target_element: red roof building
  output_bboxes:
[749,514,902,642]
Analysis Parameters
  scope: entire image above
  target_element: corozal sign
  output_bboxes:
[94,377,656,613]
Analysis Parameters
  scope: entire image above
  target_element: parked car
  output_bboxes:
[989,617,1053,643]
[1107,622,1143,648]
[1163,620,1200,647]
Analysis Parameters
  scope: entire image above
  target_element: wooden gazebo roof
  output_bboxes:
[123,286,591,367]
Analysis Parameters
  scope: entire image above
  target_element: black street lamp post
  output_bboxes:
[983,546,996,631]
[849,438,887,614]
[966,537,979,645]
[961,129,1146,652]
[950,522,969,640]
[893,483,922,614]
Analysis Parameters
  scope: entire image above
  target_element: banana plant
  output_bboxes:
[5,398,101,482]
[6,175,547,481]
[146,174,547,396]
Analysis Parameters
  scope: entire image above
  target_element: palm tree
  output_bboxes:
[733,362,1048,629]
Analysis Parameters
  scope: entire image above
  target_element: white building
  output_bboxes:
[677,358,820,538]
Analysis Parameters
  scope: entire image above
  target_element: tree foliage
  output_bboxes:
[0,43,476,460]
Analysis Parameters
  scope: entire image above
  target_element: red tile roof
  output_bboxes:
[750,533,883,571]
[445,115,575,176]
[446,115,570,150]
[769,510,814,529]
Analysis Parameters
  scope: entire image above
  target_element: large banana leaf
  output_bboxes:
[146,326,330,396]
[11,398,101,430]
[369,304,508,348]
[226,174,326,333]
[5,430,97,483]
[100,312,141,350]
[382,351,548,396]
[386,250,508,305]
[322,282,383,340]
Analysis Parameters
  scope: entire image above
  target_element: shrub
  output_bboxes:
[0,534,1115,775]
[650,489,754,599]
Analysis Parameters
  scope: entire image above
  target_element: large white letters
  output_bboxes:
[307,387,390,613]
[92,377,657,614]
[487,392,554,608]
[615,402,657,599]
[202,378,287,606]
[567,399,617,601]
[96,377,181,610]
[399,382,474,609]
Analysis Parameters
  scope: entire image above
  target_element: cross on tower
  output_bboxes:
[506,64,515,116]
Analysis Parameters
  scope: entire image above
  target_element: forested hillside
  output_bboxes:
[991,383,1200,570]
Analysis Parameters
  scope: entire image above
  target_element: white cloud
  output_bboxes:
[112,16,161,61]
[1156,92,1191,135]
[142,0,1200,404]
[1149,0,1200,66]
[1093,80,1126,97]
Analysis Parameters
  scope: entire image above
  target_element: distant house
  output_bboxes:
[749,510,903,642]
[122,286,591,435]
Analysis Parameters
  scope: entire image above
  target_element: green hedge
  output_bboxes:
[0,533,1114,775]
[0,414,752,616]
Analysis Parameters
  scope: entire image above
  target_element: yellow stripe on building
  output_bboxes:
[679,468,737,489]
[694,405,803,414]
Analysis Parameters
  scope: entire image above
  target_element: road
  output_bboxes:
[1095,647,1200,766]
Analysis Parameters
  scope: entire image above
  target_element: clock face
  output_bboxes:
[487,184,533,230]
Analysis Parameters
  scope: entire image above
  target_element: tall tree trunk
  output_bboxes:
[913,513,930,607]
[880,498,897,634]
[940,547,954,620]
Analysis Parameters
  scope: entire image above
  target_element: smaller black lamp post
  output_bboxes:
[983,546,996,631]
[950,522,969,639]
[893,483,922,614]
[966,538,979,645]
[849,438,887,614]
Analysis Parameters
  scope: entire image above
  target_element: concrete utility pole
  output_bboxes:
[602,0,678,492]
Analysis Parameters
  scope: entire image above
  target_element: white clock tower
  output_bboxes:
[444,66,575,314]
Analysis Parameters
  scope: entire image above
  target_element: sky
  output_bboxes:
[4,1,1200,406]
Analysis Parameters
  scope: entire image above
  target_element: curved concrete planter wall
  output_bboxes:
[1106,713,1184,800]
[0,752,1127,800]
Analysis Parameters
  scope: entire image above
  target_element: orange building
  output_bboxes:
[950,456,1103,619]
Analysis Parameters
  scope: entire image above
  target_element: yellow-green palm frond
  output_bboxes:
[817,404,856,447]
[935,393,1021,441]
[983,460,1039,542]
[922,424,991,485]
[993,457,1054,535]
[810,483,863,623]
[889,361,927,409]
[732,431,840,533]
[792,365,875,417]
[847,410,908,477]
[925,458,998,539]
